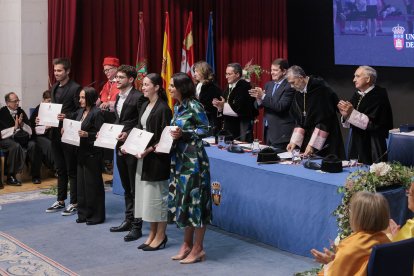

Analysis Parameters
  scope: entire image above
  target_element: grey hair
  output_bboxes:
[227,63,243,76]
[359,66,377,84]
[287,65,307,78]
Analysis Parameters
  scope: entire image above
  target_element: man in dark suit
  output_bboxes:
[213,63,256,142]
[109,65,146,242]
[45,58,81,216]
[0,92,42,186]
[249,59,295,149]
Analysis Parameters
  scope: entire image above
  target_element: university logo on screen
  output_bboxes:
[393,25,414,50]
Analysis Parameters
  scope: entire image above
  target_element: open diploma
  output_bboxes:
[121,128,154,156]
[38,103,62,127]
[94,123,124,149]
[61,119,81,146]
[155,126,174,153]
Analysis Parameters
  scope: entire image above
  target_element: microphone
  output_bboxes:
[303,143,330,170]
[227,130,253,153]
[372,150,389,165]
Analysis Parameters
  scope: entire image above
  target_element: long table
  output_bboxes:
[206,147,408,257]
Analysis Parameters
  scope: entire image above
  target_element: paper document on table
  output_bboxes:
[121,128,154,156]
[155,126,174,153]
[223,103,238,117]
[277,151,292,159]
[394,131,414,137]
[38,103,62,127]
[94,123,124,149]
[61,119,81,146]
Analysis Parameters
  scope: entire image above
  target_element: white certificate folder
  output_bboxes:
[94,123,124,149]
[61,119,81,146]
[38,103,62,127]
[121,128,154,156]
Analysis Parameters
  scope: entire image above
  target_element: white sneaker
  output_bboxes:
[61,203,77,216]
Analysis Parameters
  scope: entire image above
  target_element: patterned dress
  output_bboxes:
[168,98,212,228]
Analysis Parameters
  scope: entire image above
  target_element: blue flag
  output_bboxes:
[206,12,215,73]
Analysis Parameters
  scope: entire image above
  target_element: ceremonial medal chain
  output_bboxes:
[303,92,307,117]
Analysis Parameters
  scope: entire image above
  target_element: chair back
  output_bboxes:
[367,237,414,276]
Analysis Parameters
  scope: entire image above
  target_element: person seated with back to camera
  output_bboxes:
[311,191,390,276]
[387,181,414,241]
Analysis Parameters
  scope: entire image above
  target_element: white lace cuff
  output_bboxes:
[308,128,329,150]
[348,109,369,130]
[290,127,305,147]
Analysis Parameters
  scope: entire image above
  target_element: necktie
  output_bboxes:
[272,82,280,97]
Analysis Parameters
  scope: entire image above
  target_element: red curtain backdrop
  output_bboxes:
[47,0,77,84]
[48,0,287,139]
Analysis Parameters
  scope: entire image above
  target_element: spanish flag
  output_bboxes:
[180,12,194,77]
[161,12,174,109]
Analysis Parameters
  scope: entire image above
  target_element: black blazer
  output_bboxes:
[261,79,295,145]
[223,79,256,119]
[114,88,146,133]
[0,106,30,134]
[74,106,104,153]
[51,79,82,140]
[137,98,172,181]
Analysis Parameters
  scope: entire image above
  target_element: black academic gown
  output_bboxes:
[348,86,393,164]
[75,106,105,223]
[290,76,345,159]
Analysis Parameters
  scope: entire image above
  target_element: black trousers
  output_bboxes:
[77,151,105,223]
[116,150,137,222]
[34,136,54,170]
[51,140,77,203]
[0,138,41,177]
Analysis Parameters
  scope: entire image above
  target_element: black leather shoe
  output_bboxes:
[32,177,41,184]
[86,220,104,225]
[124,228,142,242]
[76,218,86,223]
[109,221,132,232]
[7,176,22,186]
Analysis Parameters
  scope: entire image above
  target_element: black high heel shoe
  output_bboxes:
[142,236,168,251]
[137,243,149,249]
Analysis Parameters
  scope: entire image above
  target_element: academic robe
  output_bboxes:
[346,86,393,165]
[322,231,390,276]
[290,76,345,159]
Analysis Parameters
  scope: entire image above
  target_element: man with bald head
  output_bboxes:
[338,66,393,165]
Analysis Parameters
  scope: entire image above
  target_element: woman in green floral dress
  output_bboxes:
[168,72,212,264]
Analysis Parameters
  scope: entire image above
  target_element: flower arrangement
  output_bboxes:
[334,162,414,239]
[242,58,269,83]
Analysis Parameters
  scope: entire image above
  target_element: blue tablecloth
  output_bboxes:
[388,133,414,167]
[206,147,408,257]
[112,145,408,257]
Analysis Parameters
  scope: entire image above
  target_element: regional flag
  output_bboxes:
[135,12,148,91]
[180,12,194,77]
[206,12,215,73]
[161,12,174,108]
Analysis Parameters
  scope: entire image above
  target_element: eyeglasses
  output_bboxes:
[103,67,116,73]
[115,75,127,79]
[8,99,20,103]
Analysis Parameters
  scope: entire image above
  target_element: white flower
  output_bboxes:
[334,235,341,246]
[370,162,392,176]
